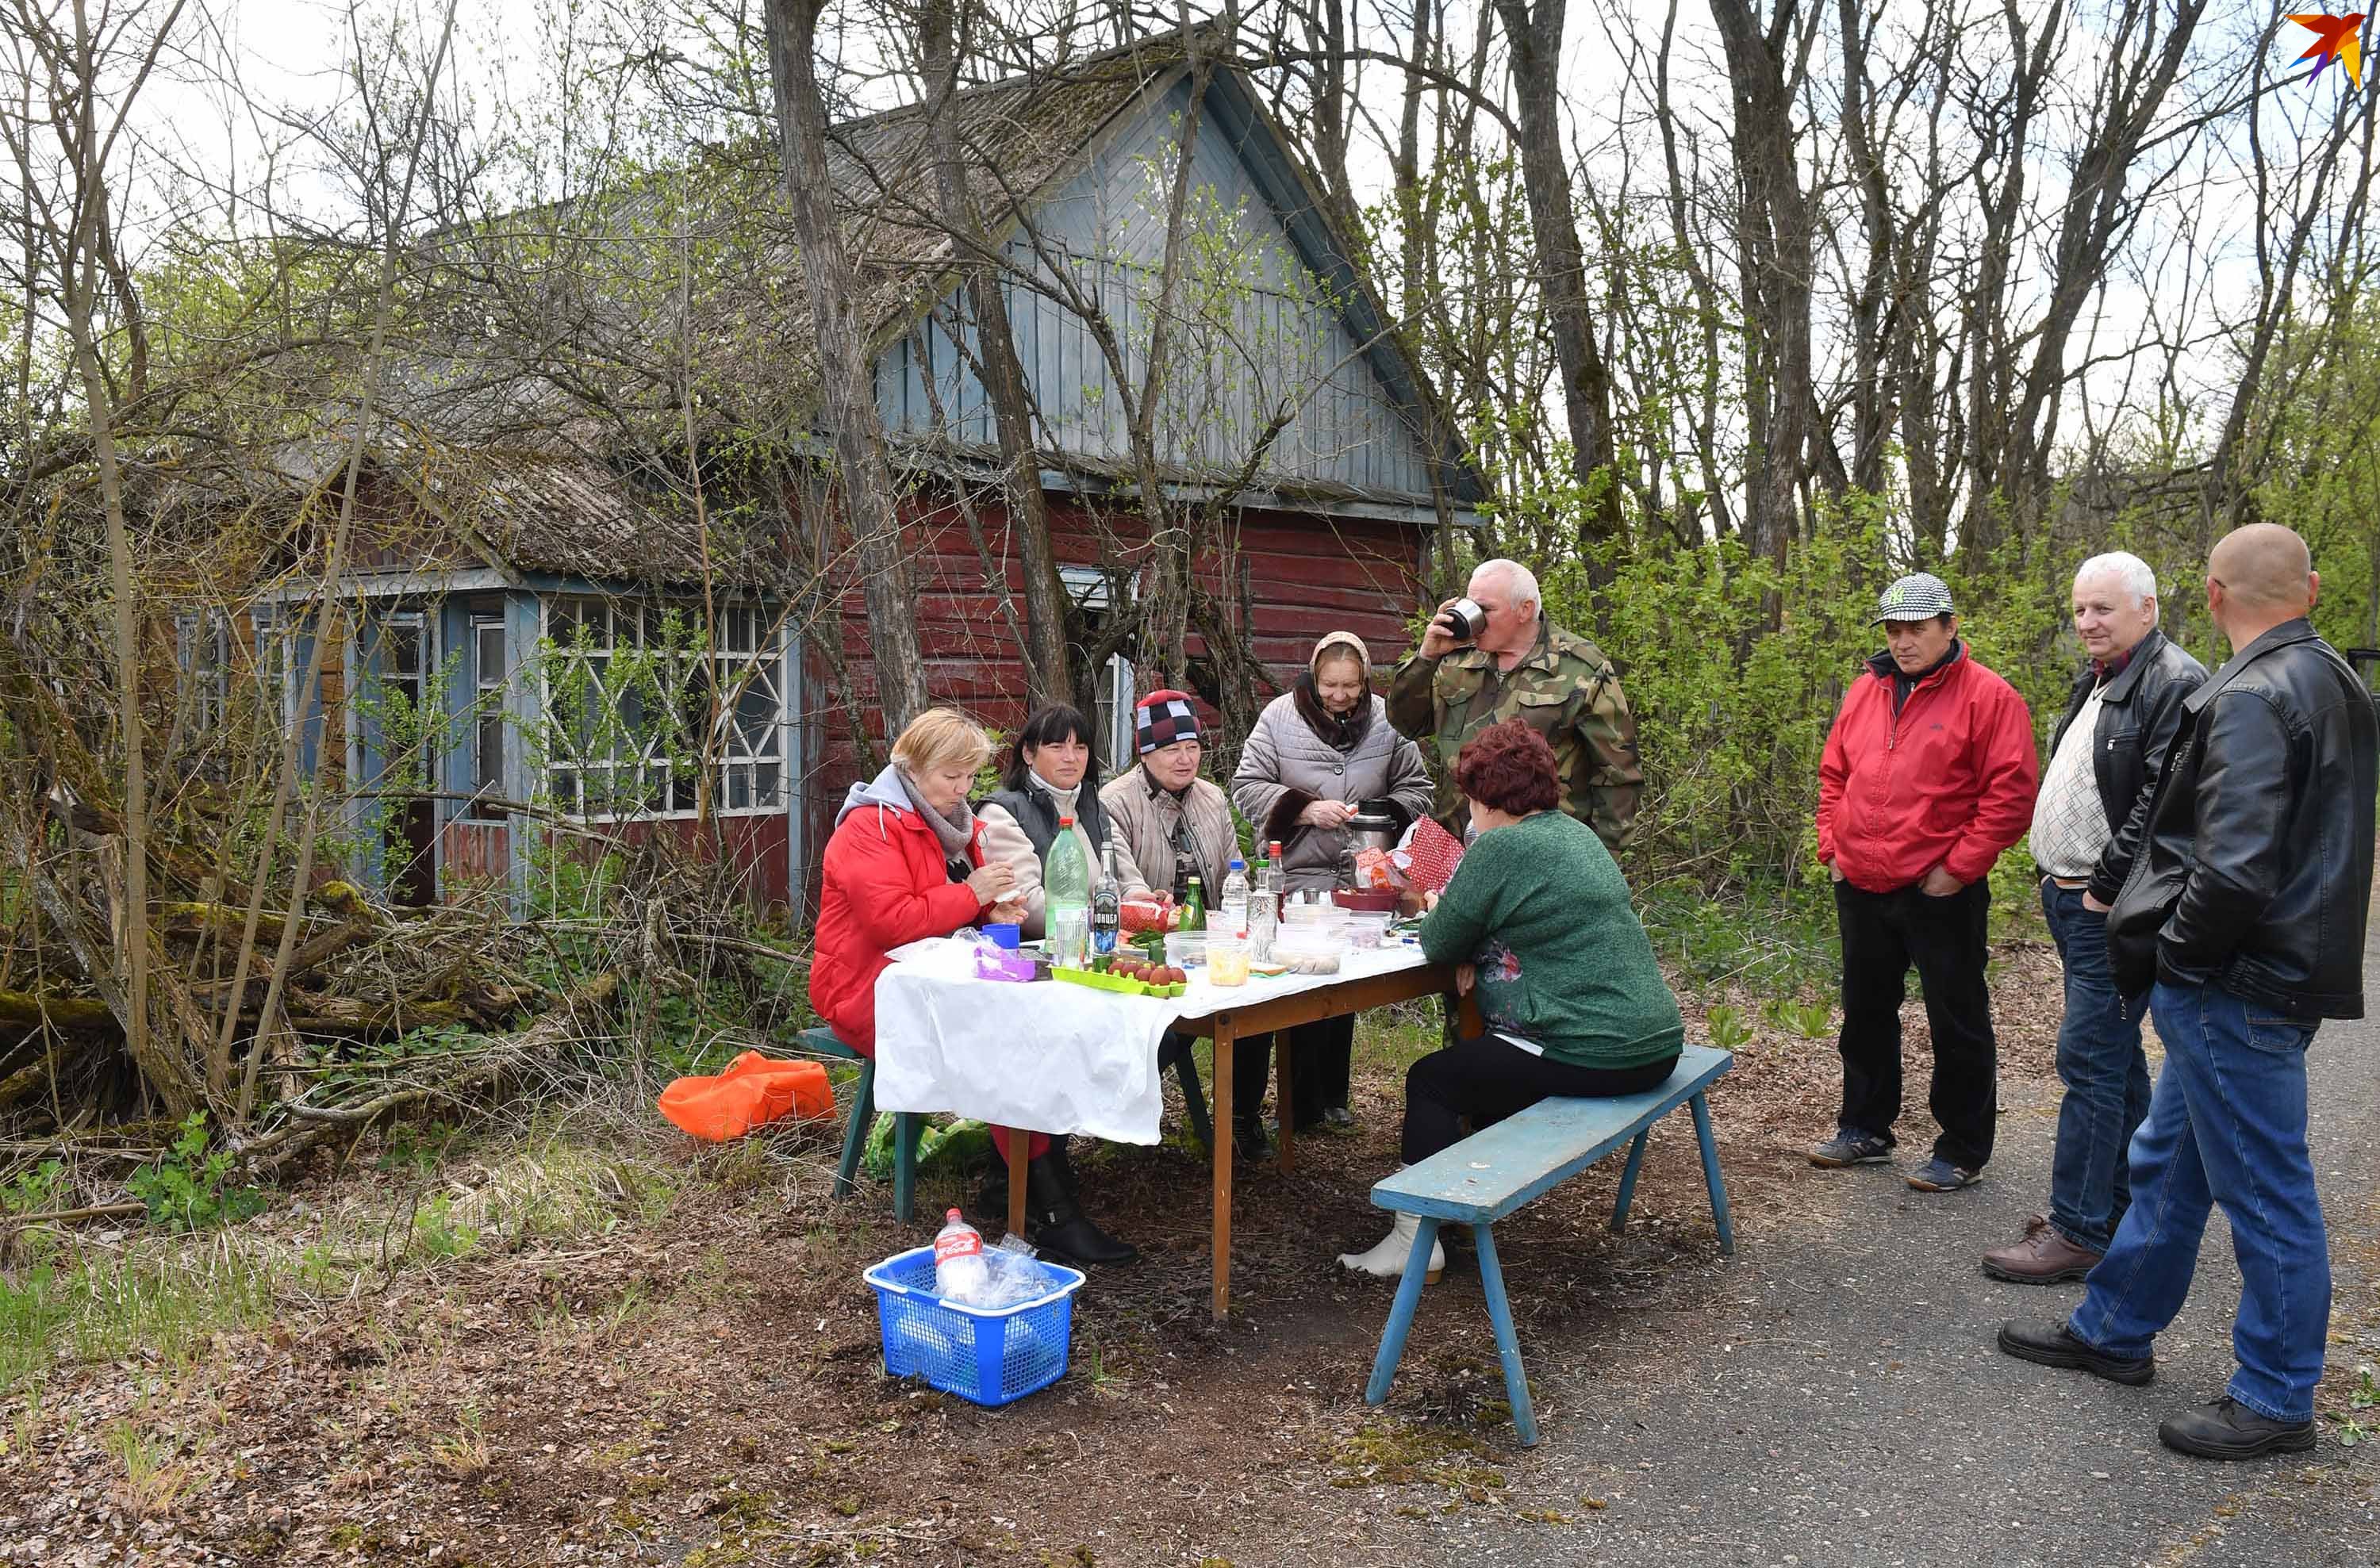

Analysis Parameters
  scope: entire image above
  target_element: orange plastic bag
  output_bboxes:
[658,1051,835,1141]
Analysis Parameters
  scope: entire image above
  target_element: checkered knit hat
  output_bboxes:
[1134,689,1202,754]
[1872,572,1956,624]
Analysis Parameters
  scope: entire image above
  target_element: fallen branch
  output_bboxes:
[238,972,621,1169]
[1,1200,146,1229]
[0,987,113,1031]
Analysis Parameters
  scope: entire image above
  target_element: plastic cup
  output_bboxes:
[982,922,1021,950]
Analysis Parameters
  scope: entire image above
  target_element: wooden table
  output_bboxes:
[977,949,1473,1319]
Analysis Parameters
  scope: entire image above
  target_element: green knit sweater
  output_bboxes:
[1418,810,1684,1071]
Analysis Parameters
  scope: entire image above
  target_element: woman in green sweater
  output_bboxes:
[1339,719,1685,1281]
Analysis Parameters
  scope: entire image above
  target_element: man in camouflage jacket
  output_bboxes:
[1386,558,1641,854]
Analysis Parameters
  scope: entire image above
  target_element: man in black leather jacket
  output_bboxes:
[1982,554,2206,1286]
[1999,524,2378,1461]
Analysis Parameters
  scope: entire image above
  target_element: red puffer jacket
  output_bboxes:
[809,765,994,1056]
[1818,645,2040,894]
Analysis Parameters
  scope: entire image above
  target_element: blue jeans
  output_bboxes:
[2067,980,2328,1422]
[2040,883,2152,1252]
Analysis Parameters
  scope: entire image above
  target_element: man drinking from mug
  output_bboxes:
[1386,558,1641,856]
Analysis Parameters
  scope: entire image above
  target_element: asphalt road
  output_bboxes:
[1393,927,2380,1568]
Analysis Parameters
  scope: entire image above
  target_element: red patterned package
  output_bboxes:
[1389,816,1465,894]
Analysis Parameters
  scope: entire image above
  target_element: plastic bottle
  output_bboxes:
[1178,876,1207,933]
[1219,854,1250,941]
[933,1208,989,1304]
[1249,845,1279,962]
[1089,838,1121,957]
[1045,816,1092,968]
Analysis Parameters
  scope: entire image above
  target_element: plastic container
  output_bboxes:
[933,1210,990,1302]
[1208,937,1250,987]
[1165,930,1208,969]
[1343,912,1392,950]
[866,1245,1086,1407]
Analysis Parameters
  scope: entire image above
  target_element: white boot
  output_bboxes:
[1337,1208,1444,1282]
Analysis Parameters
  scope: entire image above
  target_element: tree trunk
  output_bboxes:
[1492,0,1626,562]
[1706,0,1815,576]
[764,0,931,734]
[919,0,1074,710]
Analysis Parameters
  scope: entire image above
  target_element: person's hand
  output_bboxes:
[1422,888,1442,912]
[1299,798,1357,830]
[986,899,1027,926]
[1455,961,1476,997]
[2081,889,2110,914]
[1417,598,1463,659]
[1828,862,1845,884]
[966,861,1019,903]
[1918,864,1965,898]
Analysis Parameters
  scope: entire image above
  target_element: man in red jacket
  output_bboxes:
[1812,573,2040,1191]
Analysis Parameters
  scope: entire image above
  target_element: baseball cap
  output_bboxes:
[1872,572,1955,625]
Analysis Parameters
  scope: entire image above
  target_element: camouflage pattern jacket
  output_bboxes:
[1385,617,1642,853]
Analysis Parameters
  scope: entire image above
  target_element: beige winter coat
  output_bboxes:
[1098,767,1238,903]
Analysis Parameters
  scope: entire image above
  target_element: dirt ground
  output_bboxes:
[0,941,2079,1566]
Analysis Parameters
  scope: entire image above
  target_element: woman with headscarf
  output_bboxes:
[1230,632,1434,1132]
[809,707,1134,1266]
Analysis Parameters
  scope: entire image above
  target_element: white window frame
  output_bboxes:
[539,595,790,822]
[1061,566,1140,769]
[175,611,232,731]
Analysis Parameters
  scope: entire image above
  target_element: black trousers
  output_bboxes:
[1833,877,1997,1168]
[1237,1014,1356,1129]
[1402,1031,1679,1164]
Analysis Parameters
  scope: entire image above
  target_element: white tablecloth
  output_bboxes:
[871,940,1438,1144]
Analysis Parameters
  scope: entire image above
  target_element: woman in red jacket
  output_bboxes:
[809,709,1134,1267]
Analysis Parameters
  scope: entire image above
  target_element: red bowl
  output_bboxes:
[1331,888,1401,912]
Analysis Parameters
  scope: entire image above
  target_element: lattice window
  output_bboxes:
[540,596,787,821]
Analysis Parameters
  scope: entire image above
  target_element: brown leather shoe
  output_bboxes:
[1981,1215,2102,1284]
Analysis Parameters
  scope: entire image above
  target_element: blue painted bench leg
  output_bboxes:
[1610,1126,1651,1234]
[1363,1215,1441,1406]
[834,1060,877,1201]
[1473,1222,1538,1447]
[1690,1091,1734,1257]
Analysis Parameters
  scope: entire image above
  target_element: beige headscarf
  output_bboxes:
[1298,631,1376,750]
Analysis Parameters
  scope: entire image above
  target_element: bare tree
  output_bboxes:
[764,0,931,733]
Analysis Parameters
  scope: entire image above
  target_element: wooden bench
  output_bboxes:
[1362,1043,1736,1446]
[794,1027,922,1223]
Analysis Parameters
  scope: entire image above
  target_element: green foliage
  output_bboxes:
[1762,998,1835,1041]
[410,1194,482,1260]
[1701,1005,1752,1052]
[125,1114,266,1233]
[0,1160,65,1217]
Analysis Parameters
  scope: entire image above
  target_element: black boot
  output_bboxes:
[1234,1111,1275,1163]
[1046,1136,1081,1201]
[1024,1152,1137,1267]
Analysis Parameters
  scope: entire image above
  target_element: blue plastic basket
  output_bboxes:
[864,1246,1087,1408]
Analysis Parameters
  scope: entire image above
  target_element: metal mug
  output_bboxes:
[1441,597,1488,643]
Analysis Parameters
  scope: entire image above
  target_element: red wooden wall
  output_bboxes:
[796,491,1430,897]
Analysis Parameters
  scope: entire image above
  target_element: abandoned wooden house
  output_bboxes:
[215,34,1486,911]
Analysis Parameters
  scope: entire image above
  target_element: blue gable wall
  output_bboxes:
[874,74,1450,510]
